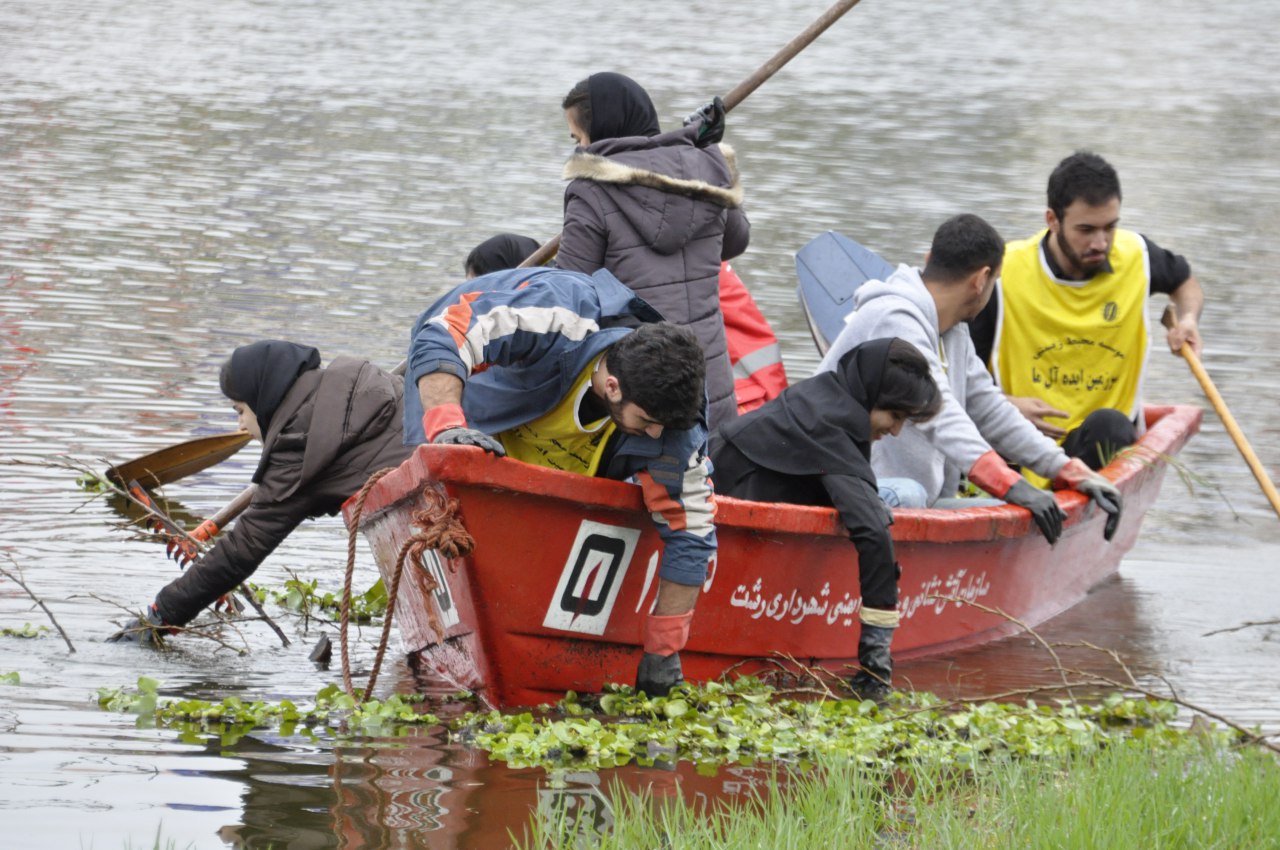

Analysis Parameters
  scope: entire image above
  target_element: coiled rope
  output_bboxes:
[340,468,475,702]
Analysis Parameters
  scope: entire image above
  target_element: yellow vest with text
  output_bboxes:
[499,357,616,475]
[994,229,1150,439]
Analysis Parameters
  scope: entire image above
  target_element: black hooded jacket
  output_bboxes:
[710,339,899,610]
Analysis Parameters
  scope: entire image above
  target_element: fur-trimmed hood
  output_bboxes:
[562,126,743,256]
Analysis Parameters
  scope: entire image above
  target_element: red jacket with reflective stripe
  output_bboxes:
[719,263,788,413]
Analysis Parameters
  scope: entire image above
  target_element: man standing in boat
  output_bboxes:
[968,151,1205,469]
[404,266,716,698]
[818,214,1123,542]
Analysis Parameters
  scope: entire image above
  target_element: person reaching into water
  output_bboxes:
[555,71,750,429]
[108,341,412,643]
[710,337,943,701]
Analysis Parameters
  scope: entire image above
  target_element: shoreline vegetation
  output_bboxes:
[83,674,1280,849]
[520,738,1280,849]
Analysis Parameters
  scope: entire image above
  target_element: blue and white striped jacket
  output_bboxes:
[403,267,716,586]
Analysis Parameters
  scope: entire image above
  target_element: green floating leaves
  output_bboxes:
[249,577,388,623]
[451,678,1206,771]
[1,672,19,685]
[1,623,49,639]
[96,678,439,744]
[76,471,110,493]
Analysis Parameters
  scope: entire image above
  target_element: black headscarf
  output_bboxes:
[221,340,321,436]
[715,337,895,480]
[465,233,541,277]
[587,72,660,141]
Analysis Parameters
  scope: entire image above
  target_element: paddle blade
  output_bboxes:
[795,231,894,355]
[107,431,252,489]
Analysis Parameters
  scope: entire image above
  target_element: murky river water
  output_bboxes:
[3,0,1280,846]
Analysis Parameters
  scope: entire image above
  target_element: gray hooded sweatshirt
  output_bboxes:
[816,264,1069,504]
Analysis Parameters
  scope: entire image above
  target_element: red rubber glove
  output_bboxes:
[643,611,694,656]
[966,450,1023,499]
[422,403,468,441]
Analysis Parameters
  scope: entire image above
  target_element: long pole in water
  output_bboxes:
[517,0,867,269]
[1162,307,1280,520]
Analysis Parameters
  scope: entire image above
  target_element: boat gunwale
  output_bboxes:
[350,404,1201,545]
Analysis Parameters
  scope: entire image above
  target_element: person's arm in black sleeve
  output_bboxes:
[1142,233,1203,358]
[967,288,998,367]
[153,493,312,626]
[821,473,899,611]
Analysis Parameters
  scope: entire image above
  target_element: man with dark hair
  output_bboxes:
[404,266,715,697]
[969,151,1205,469]
[818,214,1122,544]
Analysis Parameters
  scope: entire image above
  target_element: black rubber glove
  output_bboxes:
[1004,480,1066,545]
[432,427,506,456]
[682,96,726,147]
[106,604,172,646]
[635,651,683,697]
[1075,476,1123,541]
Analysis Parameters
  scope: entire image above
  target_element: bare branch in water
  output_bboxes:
[1203,618,1280,637]
[0,554,76,654]
[2,454,293,649]
[928,594,1076,699]
[938,595,1280,755]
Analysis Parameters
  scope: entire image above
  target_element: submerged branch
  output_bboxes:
[1203,618,1280,637]
[937,595,1280,755]
[0,554,76,653]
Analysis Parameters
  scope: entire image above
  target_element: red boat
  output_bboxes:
[345,404,1201,709]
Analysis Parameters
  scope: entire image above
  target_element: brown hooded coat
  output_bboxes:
[154,356,411,626]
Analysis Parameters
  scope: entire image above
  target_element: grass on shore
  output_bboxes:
[520,737,1280,850]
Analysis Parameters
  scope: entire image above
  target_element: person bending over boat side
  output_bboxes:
[556,71,750,430]
[108,341,413,643]
[404,266,716,698]
[817,214,1123,545]
[464,233,541,279]
[710,338,943,702]
[968,151,1205,469]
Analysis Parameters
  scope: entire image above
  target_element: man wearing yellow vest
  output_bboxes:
[404,266,716,698]
[969,151,1205,469]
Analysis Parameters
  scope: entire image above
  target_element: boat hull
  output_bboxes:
[348,405,1201,708]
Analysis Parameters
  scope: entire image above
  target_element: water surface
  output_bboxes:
[3,0,1280,846]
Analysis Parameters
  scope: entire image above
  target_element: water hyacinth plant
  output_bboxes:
[97,677,439,745]
[450,678,1202,771]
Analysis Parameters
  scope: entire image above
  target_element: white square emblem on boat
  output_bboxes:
[420,548,461,630]
[542,520,641,635]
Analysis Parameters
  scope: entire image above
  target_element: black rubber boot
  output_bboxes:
[635,651,683,697]
[848,624,895,702]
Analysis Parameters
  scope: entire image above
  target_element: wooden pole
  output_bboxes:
[1163,307,1280,519]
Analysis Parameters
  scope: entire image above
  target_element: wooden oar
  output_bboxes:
[1162,306,1280,519]
[517,0,868,270]
[106,431,251,490]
